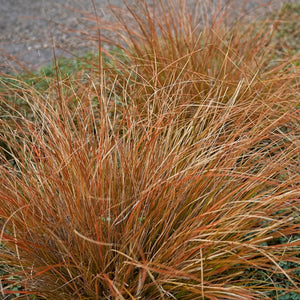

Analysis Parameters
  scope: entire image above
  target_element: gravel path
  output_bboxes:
[0,0,295,74]
[0,0,125,73]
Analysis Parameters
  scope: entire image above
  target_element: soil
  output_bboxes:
[0,0,295,74]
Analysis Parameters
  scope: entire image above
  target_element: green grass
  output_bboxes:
[0,1,299,299]
[271,2,300,57]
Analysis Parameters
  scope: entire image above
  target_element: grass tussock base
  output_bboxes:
[0,1,299,299]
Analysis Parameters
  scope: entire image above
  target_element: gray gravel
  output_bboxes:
[0,0,295,74]
[0,0,127,73]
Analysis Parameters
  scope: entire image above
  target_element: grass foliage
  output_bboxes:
[0,1,299,299]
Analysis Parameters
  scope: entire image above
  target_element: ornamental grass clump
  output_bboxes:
[0,0,299,299]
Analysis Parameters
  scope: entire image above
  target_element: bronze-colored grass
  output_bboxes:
[0,1,299,299]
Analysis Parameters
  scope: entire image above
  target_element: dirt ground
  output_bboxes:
[0,0,295,74]
[0,0,126,73]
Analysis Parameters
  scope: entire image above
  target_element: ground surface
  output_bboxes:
[0,0,296,73]
[0,0,128,73]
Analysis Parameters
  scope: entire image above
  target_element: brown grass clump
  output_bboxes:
[0,1,299,299]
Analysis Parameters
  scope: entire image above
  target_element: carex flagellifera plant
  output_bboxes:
[0,1,299,299]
